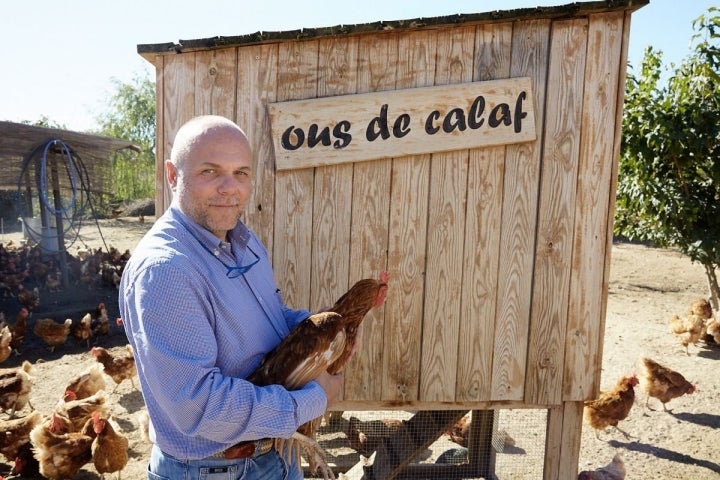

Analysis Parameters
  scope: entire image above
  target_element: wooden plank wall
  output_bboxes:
[150,9,632,409]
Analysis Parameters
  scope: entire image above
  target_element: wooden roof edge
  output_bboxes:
[137,0,649,59]
[0,121,141,157]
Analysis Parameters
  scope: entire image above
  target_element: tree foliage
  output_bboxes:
[94,71,156,202]
[616,7,720,304]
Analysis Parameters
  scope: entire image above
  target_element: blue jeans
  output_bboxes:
[148,444,304,480]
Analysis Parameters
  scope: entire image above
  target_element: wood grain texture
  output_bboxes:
[564,11,626,401]
[194,49,236,118]
[160,53,196,212]
[381,29,436,403]
[342,33,397,401]
[272,40,319,310]
[456,22,512,402]
[419,25,474,402]
[152,55,167,214]
[309,36,359,319]
[490,19,550,402]
[236,44,279,252]
[525,18,587,406]
[148,6,636,420]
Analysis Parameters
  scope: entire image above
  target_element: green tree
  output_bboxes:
[615,8,720,307]
[95,71,156,201]
[23,116,67,129]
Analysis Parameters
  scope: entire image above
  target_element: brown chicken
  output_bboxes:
[0,360,35,417]
[29,410,95,480]
[639,357,696,411]
[11,440,40,477]
[90,411,129,479]
[9,307,29,355]
[688,297,712,317]
[45,269,62,292]
[92,301,110,339]
[669,299,710,355]
[16,285,39,312]
[577,452,626,480]
[91,345,137,390]
[583,374,638,439]
[64,363,107,400]
[72,312,93,347]
[347,415,406,456]
[0,325,11,364]
[249,271,389,385]
[247,271,389,479]
[33,317,73,352]
[446,413,470,447]
[0,410,42,463]
[54,389,108,432]
[706,317,720,344]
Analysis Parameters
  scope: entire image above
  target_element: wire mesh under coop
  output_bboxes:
[304,409,547,479]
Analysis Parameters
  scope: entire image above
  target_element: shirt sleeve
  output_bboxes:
[122,259,326,445]
[281,302,311,329]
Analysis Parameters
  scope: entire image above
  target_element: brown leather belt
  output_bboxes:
[212,438,274,459]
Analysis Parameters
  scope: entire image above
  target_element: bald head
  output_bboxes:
[165,115,254,239]
[170,115,249,169]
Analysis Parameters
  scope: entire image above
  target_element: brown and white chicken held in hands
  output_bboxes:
[639,357,696,412]
[583,374,638,439]
[247,271,389,480]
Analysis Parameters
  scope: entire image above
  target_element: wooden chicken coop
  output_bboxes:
[138,0,648,478]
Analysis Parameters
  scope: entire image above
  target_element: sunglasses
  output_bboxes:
[225,247,260,278]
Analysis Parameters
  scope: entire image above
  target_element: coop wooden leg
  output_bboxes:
[467,409,498,477]
[545,402,583,480]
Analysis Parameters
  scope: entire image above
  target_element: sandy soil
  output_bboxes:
[0,217,718,479]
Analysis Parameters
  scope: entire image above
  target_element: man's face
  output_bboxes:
[166,128,253,240]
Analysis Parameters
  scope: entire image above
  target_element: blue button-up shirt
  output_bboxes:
[119,205,327,459]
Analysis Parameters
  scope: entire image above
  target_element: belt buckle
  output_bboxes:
[222,441,256,459]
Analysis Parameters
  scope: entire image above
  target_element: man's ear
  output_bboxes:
[165,159,178,188]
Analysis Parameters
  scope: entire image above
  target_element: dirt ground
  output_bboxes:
[0,217,718,479]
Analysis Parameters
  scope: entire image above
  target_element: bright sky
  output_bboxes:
[1,0,714,132]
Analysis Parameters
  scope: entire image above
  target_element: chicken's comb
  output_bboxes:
[379,271,389,283]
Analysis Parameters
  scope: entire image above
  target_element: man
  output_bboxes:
[119,115,344,479]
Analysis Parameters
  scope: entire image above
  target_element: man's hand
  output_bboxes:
[314,371,344,407]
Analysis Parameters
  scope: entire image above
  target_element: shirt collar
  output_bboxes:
[169,205,251,253]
